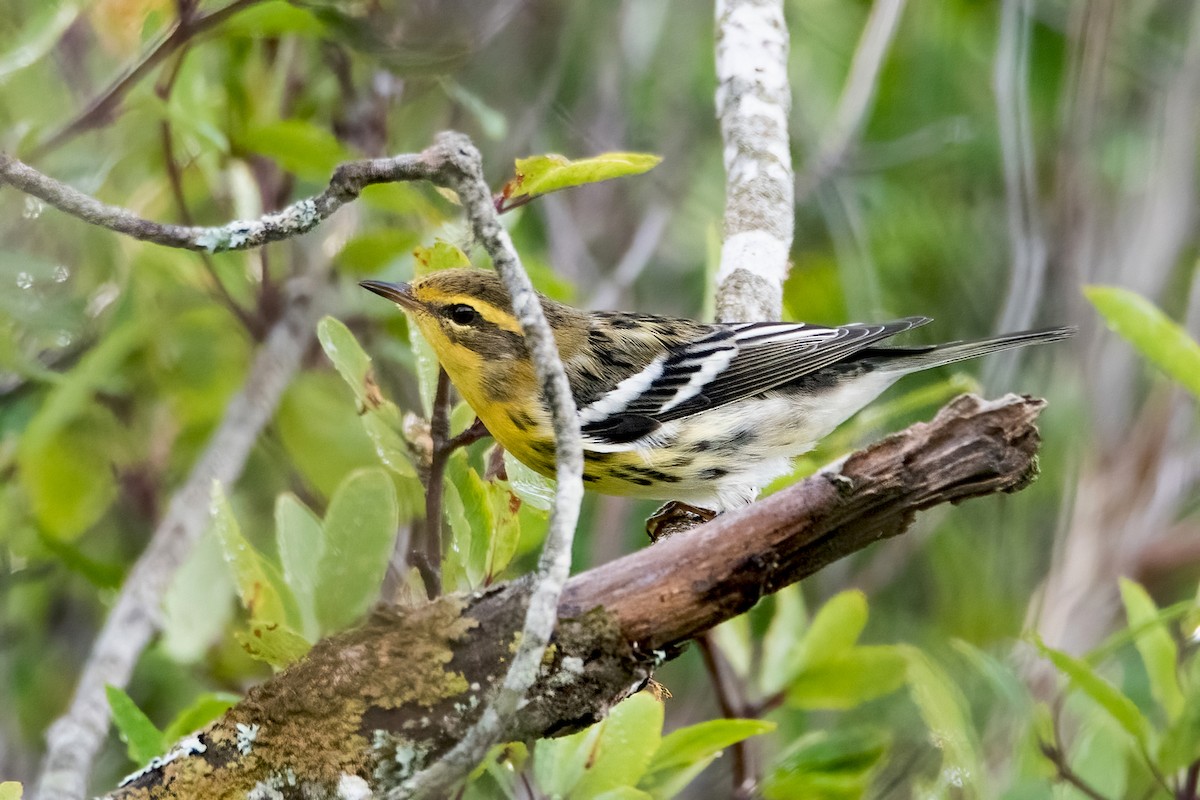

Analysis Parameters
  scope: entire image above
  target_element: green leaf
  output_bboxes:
[1085,285,1200,398]
[276,493,325,641]
[445,453,495,588]
[709,615,753,679]
[276,371,382,496]
[503,451,555,510]
[219,0,326,37]
[570,692,665,799]
[317,316,374,404]
[413,241,473,275]
[20,417,119,540]
[314,468,399,632]
[316,316,418,480]
[903,648,984,797]
[0,782,22,800]
[593,790,653,800]
[1159,656,1200,772]
[106,685,165,765]
[210,482,292,627]
[1033,637,1151,747]
[760,584,806,696]
[639,718,775,799]
[499,153,662,210]
[161,692,240,741]
[1118,578,1184,720]
[239,119,349,181]
[786,646,908,710]
[484,481,521,582]
[535,693,663,799]
[763,727,890,800]
[236,620,312,668]
[161,529,236,663]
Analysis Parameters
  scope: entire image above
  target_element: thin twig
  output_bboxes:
[697,633,759,800]
[154,44,259,337]
[1038,741,1111,800]
[1181,762,1199,800]
[35,268,328,800]
[419,369,453,597]
[29,0,266,158]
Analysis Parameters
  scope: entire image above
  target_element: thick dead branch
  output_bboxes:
[104,393,1045,800]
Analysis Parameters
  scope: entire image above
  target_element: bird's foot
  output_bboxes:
[646,501,717,542]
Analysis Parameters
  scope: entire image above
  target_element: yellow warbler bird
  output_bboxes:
[362,269,1072,512]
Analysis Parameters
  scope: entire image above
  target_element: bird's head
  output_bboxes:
[360,268,577,366]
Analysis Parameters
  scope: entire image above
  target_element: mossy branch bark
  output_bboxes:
[104,393,1045,800]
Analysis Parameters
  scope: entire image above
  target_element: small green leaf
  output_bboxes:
[236,620,312,668]
[445,452,495,588]
[317,316,374,404]
[314,468,399,632]
[484,482,522,582]
[161,529,235,663]
[1085,285,1200,398]
[570,692,665,799]
[413,241,473,276]
[760,584,807,696]
[786,646,908,710]
[219,0,326,36]
[106,685,166,766]
[239,119,349,181]
[1119,578,1184,720]
[763,728,889,800]
[593,789,654,800]
[162,692,240,741]
[640,718,775,799]
[499,153,662,210]
[211,483,292,627]
[276,493,325,641]
[1159,656,1200,772]
[0,781,22,800]
[503,452,555,510]
[1033,637,1151,748]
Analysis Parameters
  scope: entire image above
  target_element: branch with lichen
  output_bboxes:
[99,393,1047,800]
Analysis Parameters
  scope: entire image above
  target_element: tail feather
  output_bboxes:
[870,325,1075,374]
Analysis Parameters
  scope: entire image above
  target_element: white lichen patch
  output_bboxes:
[247,780,285,800]
[371,731,432,786]
[194,198,325,253]
[236,722,260,755]
[117,734,207,787]
[337,773,373,800]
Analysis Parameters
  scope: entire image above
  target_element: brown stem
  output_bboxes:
[29,0,266,158]
[418,370,454,597]
[1181,762,1199,800]
[1039,741,1111,800]
[697,634,759,799]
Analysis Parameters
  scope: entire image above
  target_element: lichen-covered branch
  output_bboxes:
[102,394,1045,800]
[714,0,795,322]
[36,275,328,800]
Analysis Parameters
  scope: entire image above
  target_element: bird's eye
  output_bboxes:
[446,304,478,325]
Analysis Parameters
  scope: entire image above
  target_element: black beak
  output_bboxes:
[359,280,418,310]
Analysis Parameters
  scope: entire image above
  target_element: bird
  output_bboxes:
[361,268,1073,513]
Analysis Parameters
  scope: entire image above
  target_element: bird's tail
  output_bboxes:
[870,325,1075,374]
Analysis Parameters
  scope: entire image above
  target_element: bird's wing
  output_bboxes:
[579,316,931,447]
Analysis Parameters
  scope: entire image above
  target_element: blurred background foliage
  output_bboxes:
[2,0,1200,797]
